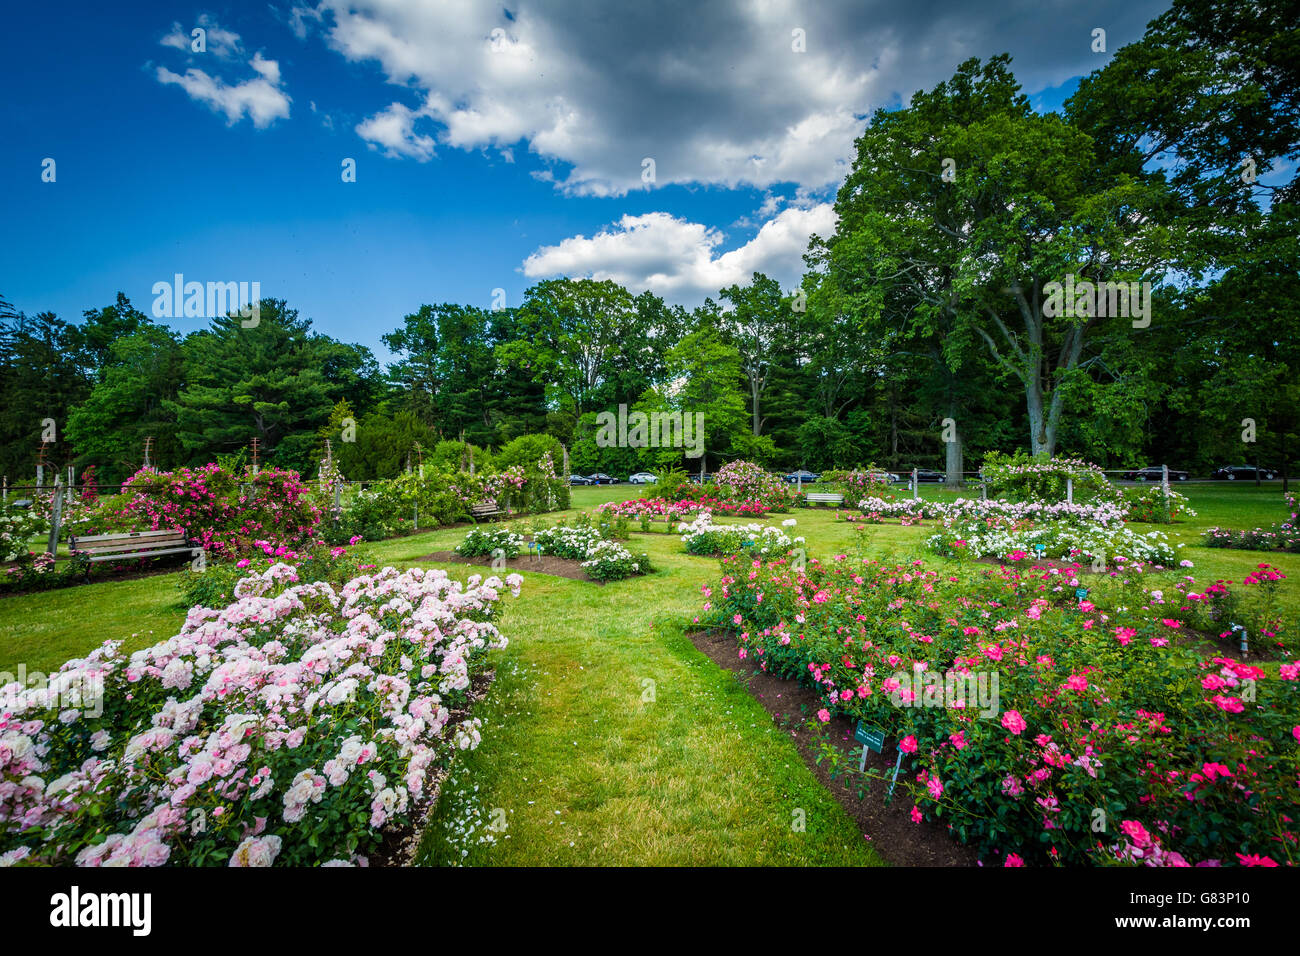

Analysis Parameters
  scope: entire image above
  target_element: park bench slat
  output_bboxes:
[69,529,196,565]
[469,499,502,522]
[805,492,844,506]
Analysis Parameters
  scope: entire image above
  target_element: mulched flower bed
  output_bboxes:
[689,626,977,866]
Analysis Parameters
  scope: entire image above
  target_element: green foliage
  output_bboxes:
[980,450,1115,503]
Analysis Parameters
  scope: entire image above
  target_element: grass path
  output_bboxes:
[367,513,885,865]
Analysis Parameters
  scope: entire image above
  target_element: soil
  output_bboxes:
[418,550,603,584]
[688,627,978,866]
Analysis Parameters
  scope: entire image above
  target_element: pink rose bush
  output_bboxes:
[704,553,1299,866]
[0,563,523,866]
[115,463,322,558]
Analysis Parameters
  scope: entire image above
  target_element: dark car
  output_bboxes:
[1122,465,1190,482]
[910,469,945,483]
[689,472,712,484]
[586,473,618,485]
[569,474,593,485]
[1211,464,1277,481]
[783,469,821,484]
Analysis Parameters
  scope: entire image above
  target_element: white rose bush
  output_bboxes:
[678,512,804,559]
[0,562,522,867]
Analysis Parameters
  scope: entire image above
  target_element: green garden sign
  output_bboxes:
[854,721,885,752]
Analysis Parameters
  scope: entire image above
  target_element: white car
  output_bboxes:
[628,472,658,484]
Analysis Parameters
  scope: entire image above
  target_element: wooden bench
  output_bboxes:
[805,492,844,507]
[69,529,196,564]
[469,499,502,522]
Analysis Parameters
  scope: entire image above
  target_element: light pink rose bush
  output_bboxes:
[0,563,523,866]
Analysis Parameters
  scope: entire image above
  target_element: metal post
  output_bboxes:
[1161,464,1170,498]
[35,465,43,492]
[413,501,419,531]
[912,468,918,500]
[67,466,75,503]
[1066,476,1073,505]
[47,478,63,555]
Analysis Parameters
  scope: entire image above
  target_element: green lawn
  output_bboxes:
[1,482,1295,865]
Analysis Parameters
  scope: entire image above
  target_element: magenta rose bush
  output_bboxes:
[0,563,523,867]
[701,554,1299,866]
[712,460,799,512]
[113,463,322,557]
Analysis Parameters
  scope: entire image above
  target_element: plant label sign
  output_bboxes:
[855,721,885,773]
[854,721,885,752]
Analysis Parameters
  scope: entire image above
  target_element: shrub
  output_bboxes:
[117,464,322,558]
[456,528,526,559]
[651,467,690,503]
[677,513,804,559]
[980,451,1114,504]
[703,554,1300,866]
[0,564,521,866]
[0,505,44,562]
[580,540,652,581]
[1122,486,1196,523]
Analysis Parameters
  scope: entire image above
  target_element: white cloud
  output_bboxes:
[300,0,1164,196]
[161,14,243,58]
[154,18,290,128]
[355,102,435,160]
[521,204,837,301]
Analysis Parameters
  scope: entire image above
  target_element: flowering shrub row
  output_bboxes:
[0,563,521,866]
[678,513,804,560]
[454,522,652,581]
[980,451,1114,503]
[927,517,1178,566]
[701,553,1299,866]
[0,506,44,562]
[1202,493,1300,553]
[596,496,770,520]
[1121,486,1197,523]
[113,464,322,558]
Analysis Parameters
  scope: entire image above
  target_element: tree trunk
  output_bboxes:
[944,399,963,488]
[1027,382,1052,457]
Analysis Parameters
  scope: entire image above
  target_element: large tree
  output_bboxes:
[168,300,370,471]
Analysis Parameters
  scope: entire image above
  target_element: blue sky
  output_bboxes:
[3,1,1170,359]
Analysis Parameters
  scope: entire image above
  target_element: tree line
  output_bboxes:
[2,0,1295,486]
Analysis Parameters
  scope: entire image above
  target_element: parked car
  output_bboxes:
[586,473,618,485]
[689,472,712,484]
[569,474,593,486]
[1122,465,1190,482]
[865,470,902,484]
[628,472,658,484]
[910,469,945,483]
[1211,464,1277,481]
[783,469,820,484]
